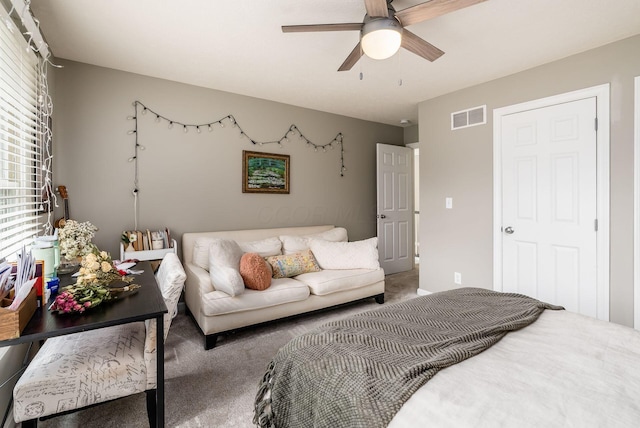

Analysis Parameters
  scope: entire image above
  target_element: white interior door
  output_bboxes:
[377,143,414,275]
[500,98,598,317]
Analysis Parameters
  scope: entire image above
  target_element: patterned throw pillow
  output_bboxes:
[239,253,272,290]
[266,249,321,279]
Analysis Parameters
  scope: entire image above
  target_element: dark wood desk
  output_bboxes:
[0,261,168,427]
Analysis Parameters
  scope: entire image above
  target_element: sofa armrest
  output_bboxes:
[185,262,214,294]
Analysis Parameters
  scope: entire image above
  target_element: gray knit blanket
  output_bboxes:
[254,287,562,428]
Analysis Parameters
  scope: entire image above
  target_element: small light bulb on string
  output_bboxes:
[183,126,188,133]
[155,115,161,122]
[128,156,136,162]
[142,108,147,114]
[168,121,173,129]
[137,144,146,150]
[314,147,318,152]
[219,121,225,128]
[127,116,135,120]
[197,126,201,133]
[127,130,136,135]
[322,147,327,153]
[208,124,213,132]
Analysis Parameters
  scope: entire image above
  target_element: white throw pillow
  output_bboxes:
[280,227,348,255]
[309,237,380,270]
[192,237,217,270]
[238,237,282,257]
[208,239,244,296]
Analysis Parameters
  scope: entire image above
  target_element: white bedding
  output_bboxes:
[389,310,640,427]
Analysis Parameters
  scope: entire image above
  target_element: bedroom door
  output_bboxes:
[500,97,598,317]
[376,144,414,275]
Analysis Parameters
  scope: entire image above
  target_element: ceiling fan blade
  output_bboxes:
[396,0,487,27]
[364,0,389,18]
[401,30,444,62]
[282,23,362,33]
[338,43,364,71]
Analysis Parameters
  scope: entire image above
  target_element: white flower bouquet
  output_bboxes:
[58,219,98,261]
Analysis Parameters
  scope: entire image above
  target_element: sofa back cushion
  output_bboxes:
[183,225,335,266]
[238,237,282,257]
[280,227,348,255]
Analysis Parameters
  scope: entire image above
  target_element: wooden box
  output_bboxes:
[0,287,37,341]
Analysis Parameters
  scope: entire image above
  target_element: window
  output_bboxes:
[0,5,43,260]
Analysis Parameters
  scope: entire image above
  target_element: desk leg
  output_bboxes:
[156,314,165,428]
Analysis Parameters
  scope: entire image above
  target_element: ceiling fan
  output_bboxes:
[282,0,487,71]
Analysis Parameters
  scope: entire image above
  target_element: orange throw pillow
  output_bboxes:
[239,252,272,290]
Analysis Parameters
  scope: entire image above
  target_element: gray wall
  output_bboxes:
[403,125,419,144]
[418,34,640,327]
[50,60,403,258]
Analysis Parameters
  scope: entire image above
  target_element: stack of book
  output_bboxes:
[124,228,173,251]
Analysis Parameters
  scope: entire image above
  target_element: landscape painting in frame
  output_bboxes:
[242,151,290,194]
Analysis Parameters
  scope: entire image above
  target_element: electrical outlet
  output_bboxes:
[446,197,453,209]
[454,272,462,285]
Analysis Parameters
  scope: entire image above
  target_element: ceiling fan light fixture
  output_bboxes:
[361,18,403,60]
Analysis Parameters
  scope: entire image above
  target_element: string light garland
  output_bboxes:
[128,100,346,229]
[5,0,62,234]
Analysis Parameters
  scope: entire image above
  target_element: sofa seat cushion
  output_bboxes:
[13,323,147,423]
[201,278,310,316]
[295,268,384,296]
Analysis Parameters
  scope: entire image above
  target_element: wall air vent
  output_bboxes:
[451,105,486,130]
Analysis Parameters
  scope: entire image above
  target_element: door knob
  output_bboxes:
[377,214,386,219]
[504,226,514,234]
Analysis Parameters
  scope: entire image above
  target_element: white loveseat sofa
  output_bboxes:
[182,225,385,349]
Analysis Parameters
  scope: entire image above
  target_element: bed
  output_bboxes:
[254,287,640,427]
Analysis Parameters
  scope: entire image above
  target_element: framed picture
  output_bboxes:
[242,151,290,194]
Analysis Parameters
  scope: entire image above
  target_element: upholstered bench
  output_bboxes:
[13,253,186,427]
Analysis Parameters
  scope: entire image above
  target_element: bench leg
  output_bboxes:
[205,334,219,350]
[374,293,385,304]
[21,420,37,428]
[146,389,157,427]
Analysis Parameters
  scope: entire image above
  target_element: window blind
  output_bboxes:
[0,5,42,260]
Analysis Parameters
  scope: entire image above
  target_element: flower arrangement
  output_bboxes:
[58,220,98,261]
[50,249,140,314]
[121,232,137,245]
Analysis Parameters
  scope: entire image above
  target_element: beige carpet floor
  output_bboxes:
[35,267,419,428]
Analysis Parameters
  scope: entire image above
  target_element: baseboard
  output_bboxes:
[416,288,431,296]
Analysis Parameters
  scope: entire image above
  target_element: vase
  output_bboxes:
[126,243,135,253]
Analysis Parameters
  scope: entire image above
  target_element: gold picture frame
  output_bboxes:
[242,151,290,194]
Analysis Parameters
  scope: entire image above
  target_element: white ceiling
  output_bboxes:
[29,0,640,126]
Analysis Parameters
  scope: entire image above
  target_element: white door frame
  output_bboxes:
[634,76,640,329]
[493,84,610,321]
